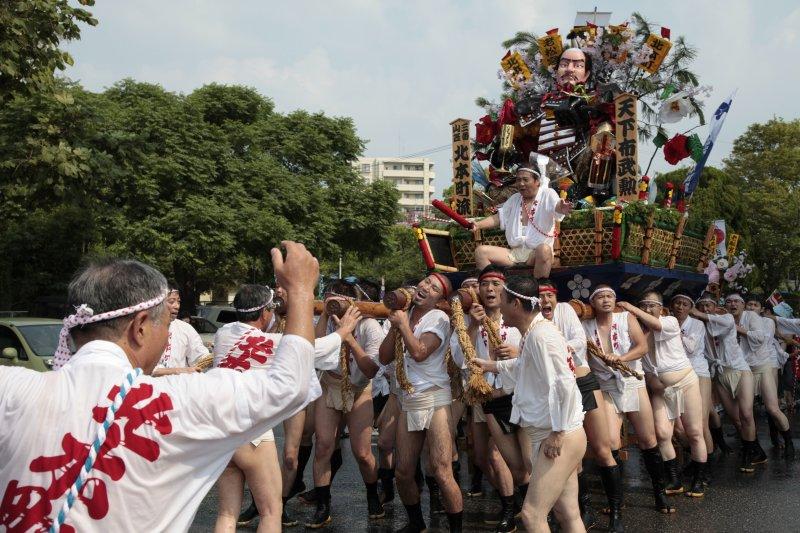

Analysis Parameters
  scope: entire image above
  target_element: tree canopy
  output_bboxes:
[0,80,400,312]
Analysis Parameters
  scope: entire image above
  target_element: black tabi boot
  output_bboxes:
[663,458,684,495]
[685,461,707,498]
[782,429,795,458]
[236,501,258,526]
[306,485,332,529]
[767,415,781,448]
[366,481,385,519]
[452,460,462,485]
[467,466,484,497]
[493,495,517,533]
[577,471,597,530]
[281,496,299,527]
[514,483,529,517]
[414,461,424,493]
[425,476,444,515]
[398,502,426,533]
[710,425,733,454]
[599,465,624,533]
[447,511,463,533]
[641,447,675,514]
[739,440,755,473]
[379,467,396,504]
[751,439,768,465]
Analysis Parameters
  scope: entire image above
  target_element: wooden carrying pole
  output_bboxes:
[640,211,655,265]
[697,223,716,272]
[667,216,687,269]
[593,209,604,264]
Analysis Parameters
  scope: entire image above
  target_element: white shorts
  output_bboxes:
[508,246,535,264]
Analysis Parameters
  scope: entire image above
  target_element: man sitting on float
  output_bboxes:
[472,157,573,278]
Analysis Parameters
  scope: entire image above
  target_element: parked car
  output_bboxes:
[187,316,218,350]
[196,305,237,328]
[0,318,64,371]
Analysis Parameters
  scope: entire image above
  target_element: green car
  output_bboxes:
[0,317,65,371]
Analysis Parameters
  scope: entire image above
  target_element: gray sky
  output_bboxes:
[65,1,800,197]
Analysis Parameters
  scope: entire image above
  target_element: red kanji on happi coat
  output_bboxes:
[218,332,275,372]
[0,383,174,532]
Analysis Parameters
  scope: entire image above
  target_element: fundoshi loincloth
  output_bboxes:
[400,386,452,431]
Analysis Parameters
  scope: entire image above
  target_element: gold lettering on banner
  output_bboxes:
[638,34,672,74]
[500,51,532,89]
[614,93,639,202]
[536,33,564,68]
[450,118,473,216]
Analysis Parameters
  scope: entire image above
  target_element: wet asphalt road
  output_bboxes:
[191,409,800,532]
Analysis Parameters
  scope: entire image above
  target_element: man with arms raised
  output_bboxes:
[449,265,521,532]
[582,285,675,525]
[378,273,462,533]
[472,163,572,278]
[0,242,317,532]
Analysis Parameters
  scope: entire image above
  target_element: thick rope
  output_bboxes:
[338,300,354,412]
[393,288,414,393]
[451,296,493,405]
[51,368,142,532]
[445,347,463,401]
[275,316,286,334]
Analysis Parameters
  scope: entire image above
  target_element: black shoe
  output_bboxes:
[368,490,386,519]
[663,458,684,495]
[237,501,258,526]
[751,441,768,465]
[467,476,483,497]
[685,461,706,498]
[494,504,517,533]
[282,507,299,527]
[298,487,318,505]
[425,477,444,515]
[306,498,332,529]
[782,429,795,459]
[395,524,426,533]
[287,479,307,501]
[739,442,755,473]
[710,426,732,454]
[452,460,462,485]
[379,471,396,504]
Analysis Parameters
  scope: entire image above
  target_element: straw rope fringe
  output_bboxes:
[393,288,414,393]
[51,368,142,532]
[450,296,493,405]
[586,340,643,380]
[338,300,354,412]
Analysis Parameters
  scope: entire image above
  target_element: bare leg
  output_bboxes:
[345,390,379,483]
[625,388,658,450]
[313,399,344,486]
[735,372,756,441]
[678,381,708,462]
[520,429,587,533]
[395,411,426,504]
[699,377,714,451]
[426,406,463,513]
[650,389,677,460]
[232,442,283,533]
[487,415,530,486]
[583,390,617,467]
[528,243,554,279]
[377,393,399,470]
[475,244,515,270]
[602,392,625,451]
[214,463,245,533]
[761,369,790,431]
[714,381,743,436]
[282,410,305,497]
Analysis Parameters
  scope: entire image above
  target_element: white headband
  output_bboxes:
[235,287,276,314]
[516,167,540,178]
[670,294,694,305]
[725,294,745,303]
[638,298,663,307]
[53,291,168,370]
[589,287,616,301]
[461,277,478,287]
[503,285,541,307]
[696,295,716,305]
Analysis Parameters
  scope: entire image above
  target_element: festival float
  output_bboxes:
[414,11,730,301]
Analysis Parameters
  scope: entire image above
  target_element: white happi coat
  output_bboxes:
[644,316,692,375]
[212,321,343,404]
[495,314,583,431]
[498,189,565,251]
[552,302,588,368]
[324,317,386,388]
[679,315,711,378]
[0,336,313,532]
[582,311,643,384]
[703,313,750,372]
[736,310,770,368]
[449,315,521,389]
[396,308,452,400]
[158,319,208,368]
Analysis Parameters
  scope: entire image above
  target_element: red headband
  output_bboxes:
[430,272,450,297]
[479,272,506,282]
[538,285,558,294]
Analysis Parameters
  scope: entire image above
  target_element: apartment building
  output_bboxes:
[355,157,436,223]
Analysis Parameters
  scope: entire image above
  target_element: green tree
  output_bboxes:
[0,0,97,100]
